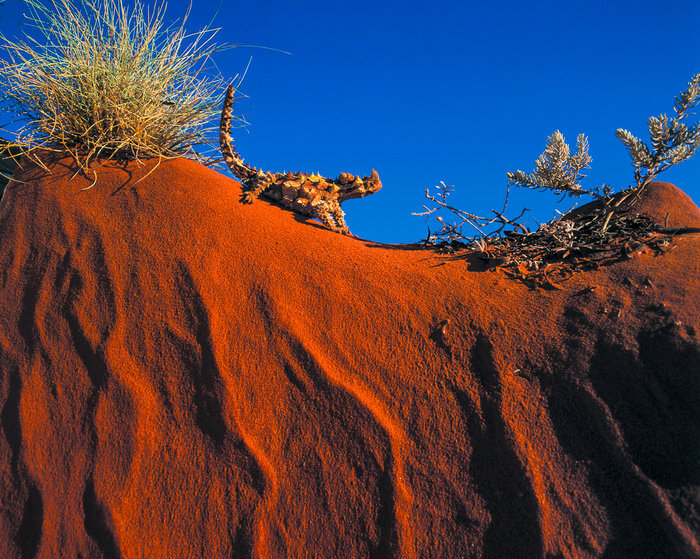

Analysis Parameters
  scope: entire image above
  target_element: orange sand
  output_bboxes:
[0,156,698,558]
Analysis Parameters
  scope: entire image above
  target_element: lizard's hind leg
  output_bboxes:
[241,178,271,204]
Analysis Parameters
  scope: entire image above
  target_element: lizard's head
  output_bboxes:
[334,169,382,202]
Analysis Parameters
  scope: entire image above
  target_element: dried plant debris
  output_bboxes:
[418,184,697,288]
[415,72,700,287]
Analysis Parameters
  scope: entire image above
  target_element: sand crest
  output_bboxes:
[0,156,698,558]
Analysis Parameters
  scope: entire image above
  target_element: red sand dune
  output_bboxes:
[0,156,698,558]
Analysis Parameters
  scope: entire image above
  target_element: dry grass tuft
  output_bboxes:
[0,0,244,181]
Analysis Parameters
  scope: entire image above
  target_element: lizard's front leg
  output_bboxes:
[315,204,349,234]
[331,204,350,235]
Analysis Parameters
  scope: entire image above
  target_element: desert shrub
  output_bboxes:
[506,72,699,230]
[0,0,241,171]
[416,73,700,286]
[418,72,699,242]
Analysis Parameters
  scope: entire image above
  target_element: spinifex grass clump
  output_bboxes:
[0,0,238,171]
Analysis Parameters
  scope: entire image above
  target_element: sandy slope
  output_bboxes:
[0,155,698,558]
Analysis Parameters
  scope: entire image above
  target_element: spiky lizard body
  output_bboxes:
[219,85,381,234]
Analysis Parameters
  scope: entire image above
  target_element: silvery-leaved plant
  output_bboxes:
[506,131,595,197]
[417,72,699,244]
[508,72,699,203]
[616,72,700,189]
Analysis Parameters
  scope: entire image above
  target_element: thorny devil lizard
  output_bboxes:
[219,85,382,234]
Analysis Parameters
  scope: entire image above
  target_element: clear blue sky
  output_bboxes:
[1,0,698,242]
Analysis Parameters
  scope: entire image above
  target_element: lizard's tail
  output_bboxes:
[219,85,267,185]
